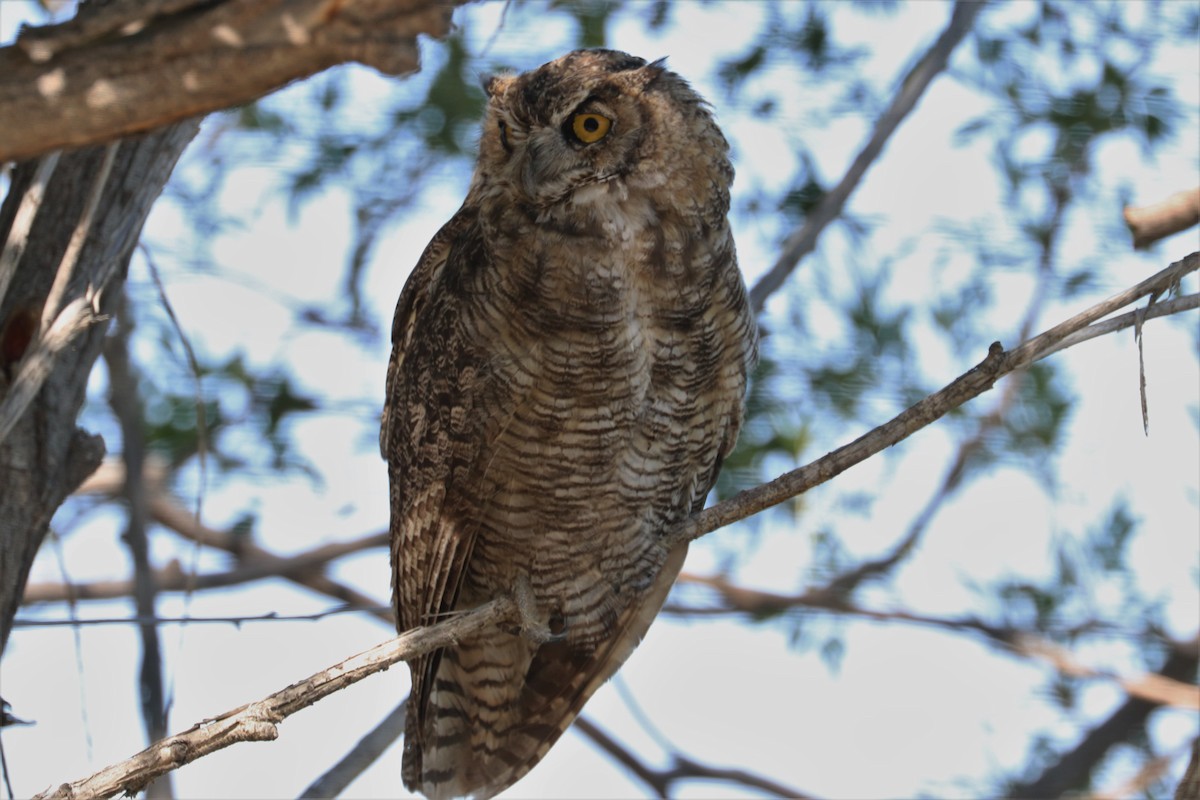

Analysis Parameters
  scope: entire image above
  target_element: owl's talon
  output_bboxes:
[513,576,568,644]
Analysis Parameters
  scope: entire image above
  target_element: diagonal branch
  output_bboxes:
[572,715,816,800]
[674,251,1198,549]
[748,0,985,311]
[32,598,518,800]
[1007,637,1200,799]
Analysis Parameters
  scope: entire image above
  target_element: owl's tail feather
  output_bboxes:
[403,542,688,800]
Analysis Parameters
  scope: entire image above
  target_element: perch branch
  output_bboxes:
[674,251,1198,548]
[31,598,517,800]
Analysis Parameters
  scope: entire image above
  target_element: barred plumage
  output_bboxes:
[381,49,757,800]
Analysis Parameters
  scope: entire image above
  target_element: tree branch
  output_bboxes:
[31,598,518,800]
[22,530,387,604]
[66,458,393,623]
[573,715,815,800]
[1007,637,1200,799]
[673,251,1198,550]
[1124,187,1200,250]
[298,701,408,799]
[748,0,984,311]
[0,123,200,656]
[0,0,462,162]
[102,295,172,798]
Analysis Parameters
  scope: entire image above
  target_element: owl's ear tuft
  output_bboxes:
[483,74,515,98]
[621,59,668,93]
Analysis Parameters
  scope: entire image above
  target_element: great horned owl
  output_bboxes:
[380,48,757,799]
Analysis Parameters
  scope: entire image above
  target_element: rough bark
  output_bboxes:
[0,0,459,162]
[0,121,200,656]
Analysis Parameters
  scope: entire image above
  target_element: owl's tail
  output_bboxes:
[403,541,688,800]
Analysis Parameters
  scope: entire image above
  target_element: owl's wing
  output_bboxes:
[381,205,485,747]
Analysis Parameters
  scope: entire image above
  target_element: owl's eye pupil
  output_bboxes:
[568,112,612,145]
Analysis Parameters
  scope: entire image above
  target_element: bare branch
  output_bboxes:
[1124,188,1200,250]
[101,294,171,799]
[674,252,1199,549]
[748,0,984,311]
[0,0,462,162]
[298,701,407,799]
[1007,637,1200,799]
[1014,635,1200,711]
[574,716,815,800]
[31,598,517,800]
[22,531,387,604]
[70,460,393,623]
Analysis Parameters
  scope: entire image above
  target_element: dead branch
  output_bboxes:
[298,701,407,799]
[22,530,387,604]
[1124,188,1200,250]
[31,598,517,800]
[0,0,462,162]
[67,459,392,622]
[1008,639,1200,799]
[573,715,815,800]
[748,0,984,311]
[674,251,1199,549]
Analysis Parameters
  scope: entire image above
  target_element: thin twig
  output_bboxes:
[13,606,382,628]
[71,460,393,623]
[102,299,171,789]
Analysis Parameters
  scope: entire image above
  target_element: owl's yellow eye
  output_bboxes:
[571,113,611,144]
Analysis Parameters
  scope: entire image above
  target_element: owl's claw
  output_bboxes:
[513,576,568,645]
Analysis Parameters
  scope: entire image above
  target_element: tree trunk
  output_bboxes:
[0,120,200,657]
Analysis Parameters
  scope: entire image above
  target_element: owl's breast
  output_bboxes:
[453,203,749,645]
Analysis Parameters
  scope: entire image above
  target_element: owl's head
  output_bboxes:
[473,49,731,220]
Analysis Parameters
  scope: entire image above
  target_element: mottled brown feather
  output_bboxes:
[383,48,757,800]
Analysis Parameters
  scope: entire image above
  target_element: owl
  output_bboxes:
[380,49,757,799]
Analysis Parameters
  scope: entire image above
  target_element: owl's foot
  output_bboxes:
[513,575,568,645]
